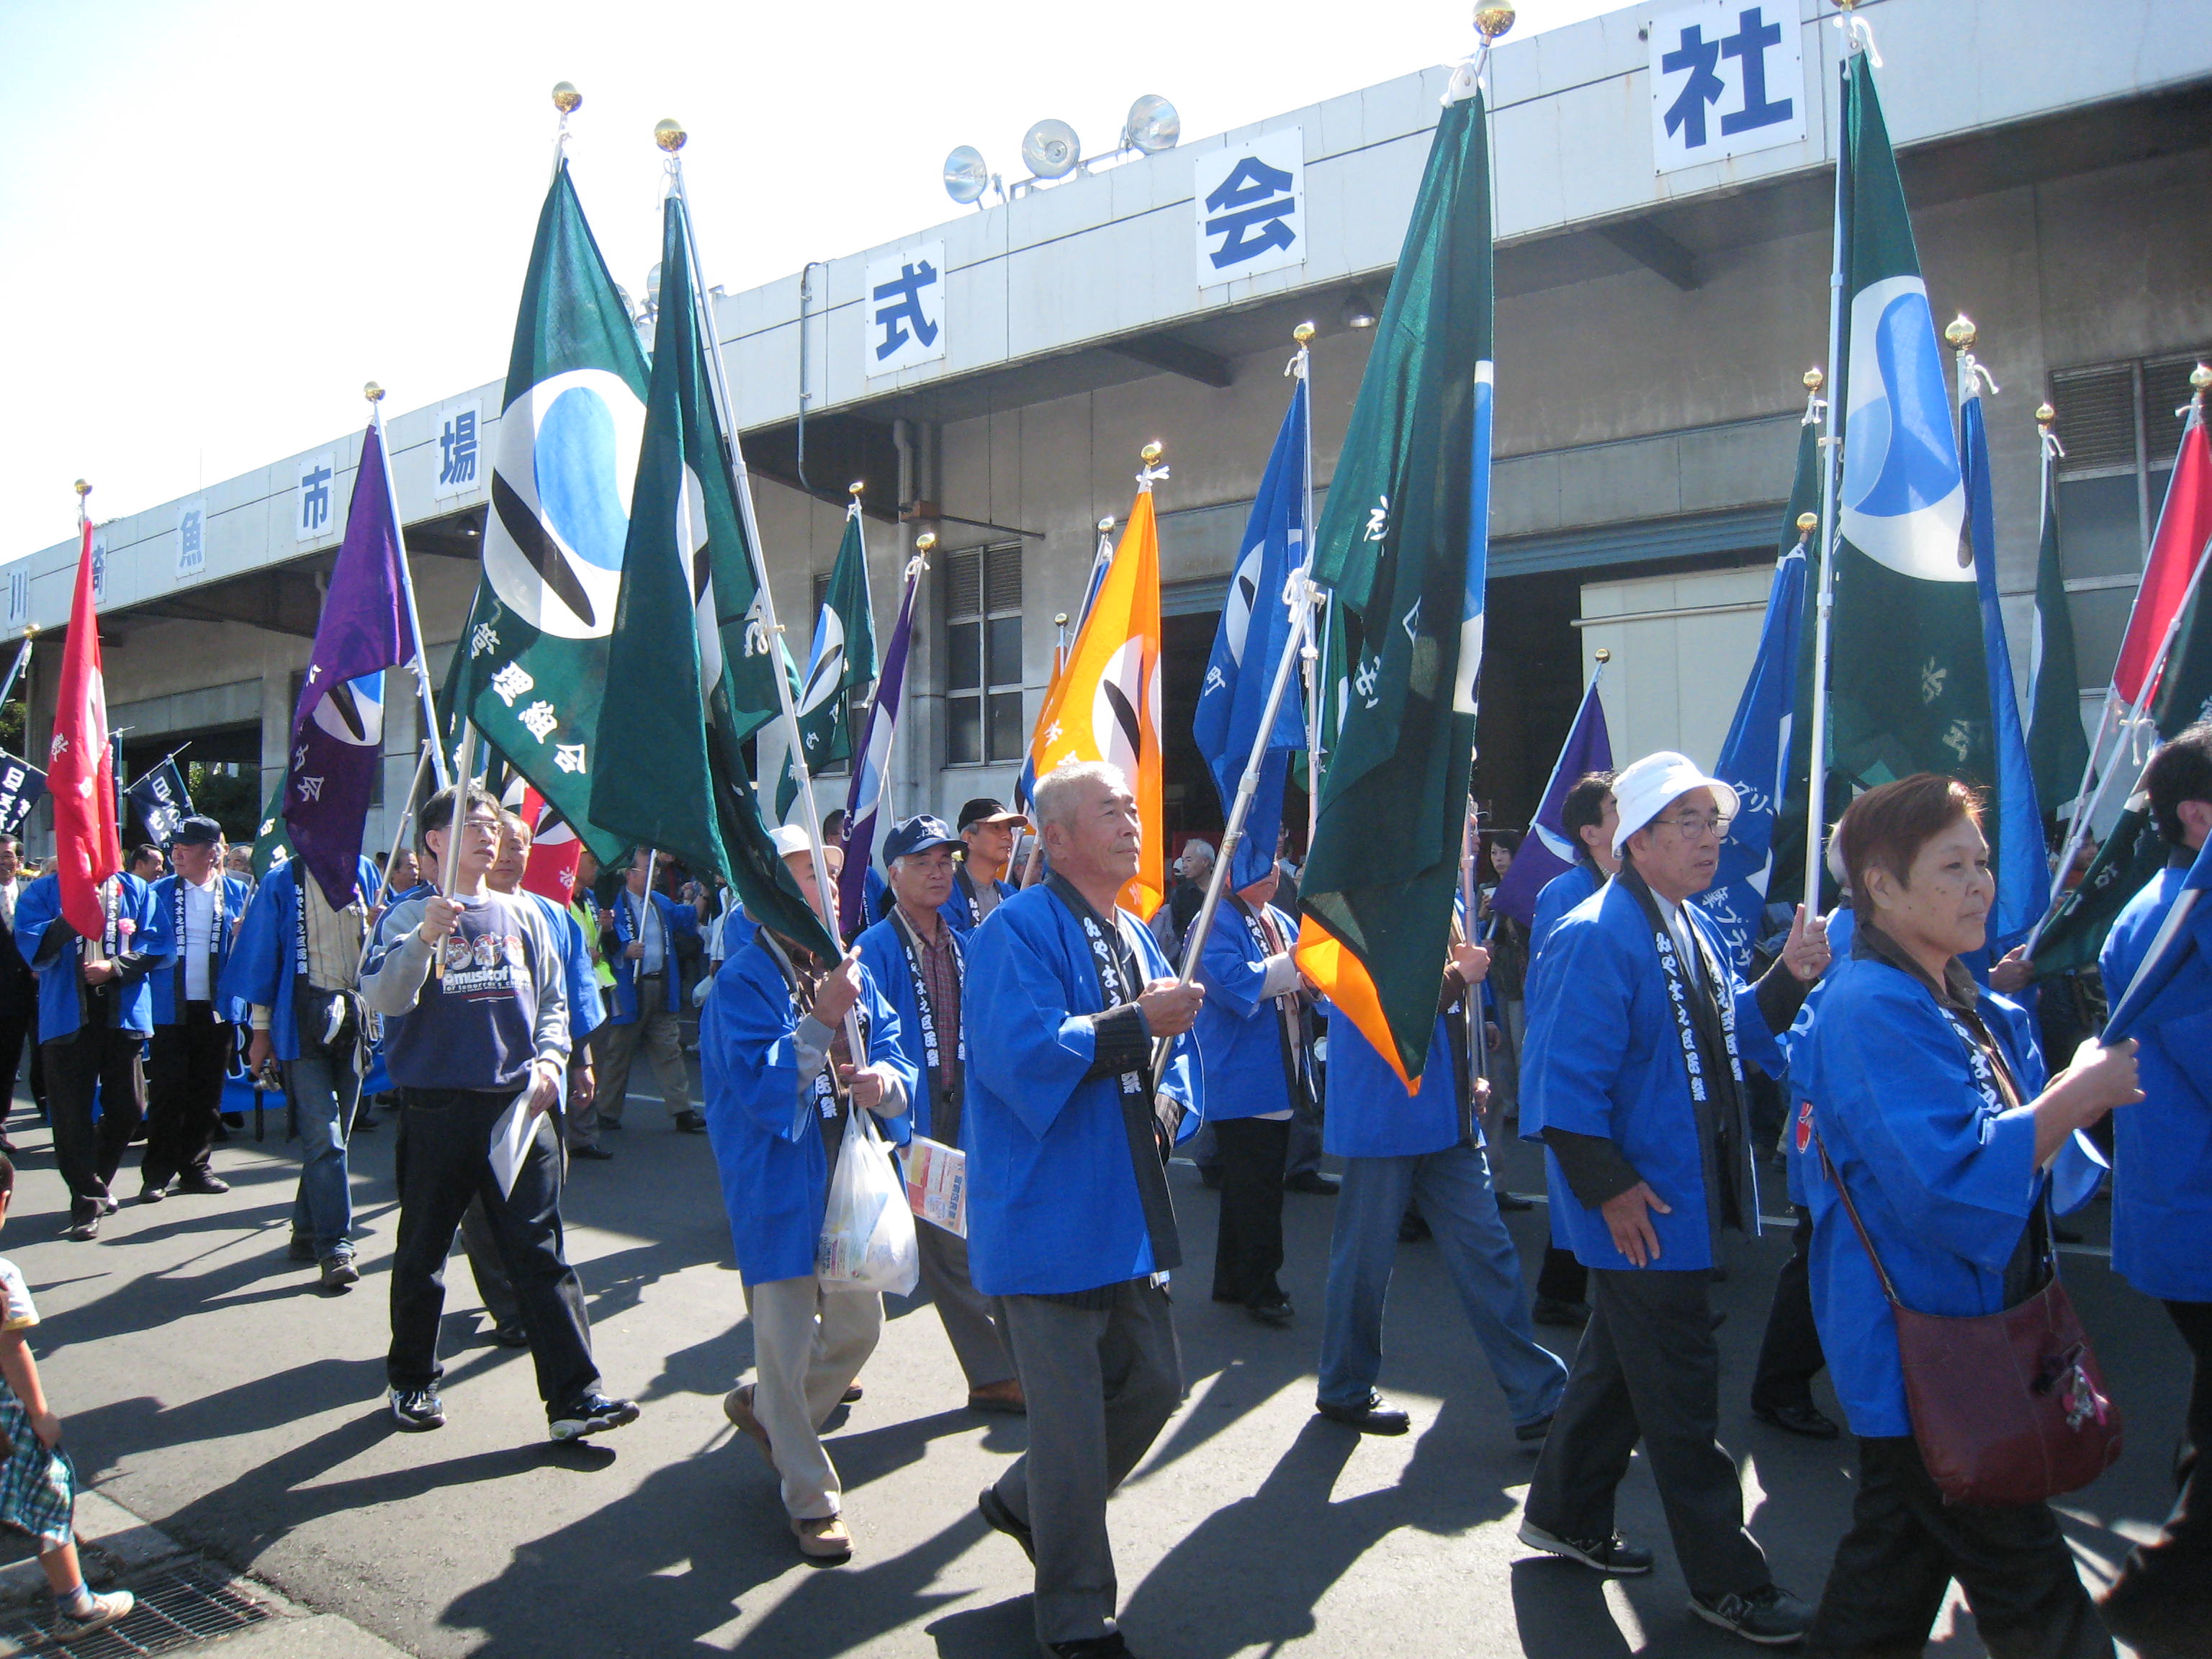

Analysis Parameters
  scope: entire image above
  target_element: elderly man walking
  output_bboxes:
[1517,750,1827,1647]
[943,799,1025,938]
[856,815,1023,1412]
[966,761,1202,1659]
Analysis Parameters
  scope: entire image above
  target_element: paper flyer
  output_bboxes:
[901,1135,968,1238]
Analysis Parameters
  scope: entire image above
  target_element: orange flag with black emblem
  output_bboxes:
[1029,464,1166,917]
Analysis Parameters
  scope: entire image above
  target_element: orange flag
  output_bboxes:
[1029,469,1166,916]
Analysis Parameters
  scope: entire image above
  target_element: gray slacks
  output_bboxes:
[994,1281,1182,1645]
[1524,1265,1769,1600]
[915,1221,1016,1390]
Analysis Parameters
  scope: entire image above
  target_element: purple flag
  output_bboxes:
[283,423,416,907]
[1492,674,1613,925]
[838,554,923,938]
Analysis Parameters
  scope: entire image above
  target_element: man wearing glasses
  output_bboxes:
[1515,751,1828,1648]
[361,785,637,1444]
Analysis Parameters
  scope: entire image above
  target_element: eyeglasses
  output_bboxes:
[1653,811,1732,841]
[459,815,503,834]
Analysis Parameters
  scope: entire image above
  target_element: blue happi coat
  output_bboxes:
[939,866,1017,939]
[145,872,253,1026]
[1324,1002,1479,1160]
[1529,860,1604,975]
[1520,876,1782,1273]
[2100,864,2212,1302]
[700,935,914,1287]
[527,890,603,1046]
[855,912,962,1141]
[1192,899,1303,1125]
[962,884,1199,1297]
[16,871,171,1042]
[604,889,698,1022]
[217,857,379,1061]
[1797,948,2100,1437]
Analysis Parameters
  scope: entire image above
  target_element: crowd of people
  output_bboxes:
[0,736,2200,1658]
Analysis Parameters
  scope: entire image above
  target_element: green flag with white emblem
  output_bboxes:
[798,506,878,775]
[444,161,647,866]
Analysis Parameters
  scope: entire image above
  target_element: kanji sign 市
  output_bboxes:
[296,451,337,542]
[1649,2,1806,174]
[863,242,947,378]
[1192,130,1305,290]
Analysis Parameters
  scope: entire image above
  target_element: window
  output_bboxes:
[2051,351,2210,690]
[942,543,1025,765]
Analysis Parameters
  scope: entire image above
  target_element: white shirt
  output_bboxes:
[182,871,221,1000]
[627,892,664,976]
[1651,890,1708,989]
[0,878,17,928]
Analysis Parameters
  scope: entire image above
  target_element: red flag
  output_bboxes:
[50,520,120,938]
[2114,407,2212,706]
[518,786,583,904]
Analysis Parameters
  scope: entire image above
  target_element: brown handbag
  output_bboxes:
[1816,1134,2122,1506]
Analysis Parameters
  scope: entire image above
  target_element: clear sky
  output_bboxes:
[0,0,1613,560]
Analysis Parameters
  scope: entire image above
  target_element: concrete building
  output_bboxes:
[9,0,2209,870]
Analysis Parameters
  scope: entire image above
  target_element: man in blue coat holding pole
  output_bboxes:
[963,760,1201,1659]
[138,817,252,1204]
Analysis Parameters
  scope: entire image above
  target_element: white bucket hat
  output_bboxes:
[1610,751,1740,859]
[769,824,814,860]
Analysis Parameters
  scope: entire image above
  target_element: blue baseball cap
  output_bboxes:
[882,815,962,861]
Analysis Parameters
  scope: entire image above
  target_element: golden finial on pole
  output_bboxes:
[848,480,865,499]
[1054,612,1070,628]
[1797,511,1820,536]
[73,480,89,500]
[364,381,385,403]
[2036,402,2056,426]
[914,532,938,555]
[655,118,686,153]
[1593,647,1611,664]
[552,81,581,114]
[1944,314,1977,352]
[1803,366,1825,392]
[2193,364,2212,392]
[1140,441,1164,465]
[1475,4,1517,41]
[1097,516,1116,534]
[1292,321,1316,345]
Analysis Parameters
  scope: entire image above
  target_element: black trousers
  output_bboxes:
[45,1025,146,1219]
[1212,1115,1290,1307]
[0,1010,32,1126]
[2103,1298,2212,1643]
[387,1087,598,1408]
[1536,1245,1588,1305]
[1751,1207,1827,1411]
[1525,1266,1768,1600]
[142,1009,233,1187]
[1808,1434,2110,1658]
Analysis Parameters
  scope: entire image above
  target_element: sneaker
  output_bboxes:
[319,1255,360,1294]
[173,1171,230,1195]
[723,1382,774,1467]
[1689,1583,1813,1646]
[549,1392,639,1442]
[1516,1520,1655,1575]
[389,1386,446,1431]
[53,1589,134,1638]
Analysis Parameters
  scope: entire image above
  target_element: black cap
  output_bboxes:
[883,816,962,861]
[171,816,223,848]
[956,798,1028,832]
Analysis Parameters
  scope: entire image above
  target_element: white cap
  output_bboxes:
[1610,751,1740,858]
[769,824,814,860]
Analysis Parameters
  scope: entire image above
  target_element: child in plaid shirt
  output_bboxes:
[0,1156,133,1638]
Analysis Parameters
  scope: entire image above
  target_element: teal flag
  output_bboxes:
[797,506,878,775]
[445,161,648,866]
[1296,86,1495,1087]
[2026,430,2089,819]
[1773,413,1836,904]
[251,770,293,881]
[1825,52,1997,799]
[588,191,834,958]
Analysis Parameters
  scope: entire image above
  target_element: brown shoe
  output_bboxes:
[793,1514,852,1560]
[723,1382,774,1467]
[966,1378,1027,1414]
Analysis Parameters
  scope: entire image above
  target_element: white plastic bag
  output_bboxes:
[816,1105,920,1296]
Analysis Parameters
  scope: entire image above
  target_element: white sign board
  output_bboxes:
[5,566,27,628]
[295,452,337,542]
[1650,1,1806,174]
[1194,129,1305,290]
[176,498,207,580]
[433,399,483,502]
[863,242,947,378]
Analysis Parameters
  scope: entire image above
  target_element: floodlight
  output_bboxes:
[944,145,992,205]
[1022,119,1082,180]
[1343,292,1377,330]
[1122,94,1180,154]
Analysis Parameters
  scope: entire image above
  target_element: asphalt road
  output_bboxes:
[0,1068,2184,1658]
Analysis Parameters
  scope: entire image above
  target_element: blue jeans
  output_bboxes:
[1317,1141,1568,1426]
[284,1045,358,1261]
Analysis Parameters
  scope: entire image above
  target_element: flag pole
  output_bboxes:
[0,634,33,712]
[1295,318,1326,857]
[1801,30,1853,918]
[662,125,852,994]
[371,741,436,909]
[434,723,477,980]
[364,384,452,793]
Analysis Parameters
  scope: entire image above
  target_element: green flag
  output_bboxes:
[251,769,293,880]
[1825,53,1996,799]
[444,161,648,866]
[1771,412,1835,902]
[2026,433,2090,819]
[1294,86,1494,1089]
[796,506,878,775]
[588,190,834,958]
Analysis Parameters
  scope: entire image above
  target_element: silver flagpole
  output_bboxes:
[0,634,33,713]
[371,742,437,909]
[364,384,452,791]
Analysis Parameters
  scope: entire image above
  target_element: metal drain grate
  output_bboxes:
[0,1563,274,1657]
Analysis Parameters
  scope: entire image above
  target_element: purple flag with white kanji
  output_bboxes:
[283,423,417,907]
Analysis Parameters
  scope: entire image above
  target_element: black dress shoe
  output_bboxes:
[978,1485,1035,1564]
[842,1384,863,1403]
[1532,1297,1591,1328]
[220,1111,245,1128]
[1752,1398,1840,1440]
[1283,1170,1339,1196]
[173,1172,230,1195]
[63,1213,99,1241]
[1246,1297,1295,1328]
[489,1323,531,1349]
[1496,1190,1534,1211]
[1314,1390,1410,1434]
[672,1110,708,1134]
[570,1143,614,1161]
[1043,1635,1130,1658]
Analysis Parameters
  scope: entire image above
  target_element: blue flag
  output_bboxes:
[2103,835,2212,1046]
[1704,547,1809,972]
[1492,674,1612,925]
[284,423,416,907]
[1961,372,2043,953]
[1195,376,1310,889]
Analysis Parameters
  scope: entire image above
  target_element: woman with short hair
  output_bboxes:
[1797,773,2140,1658]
